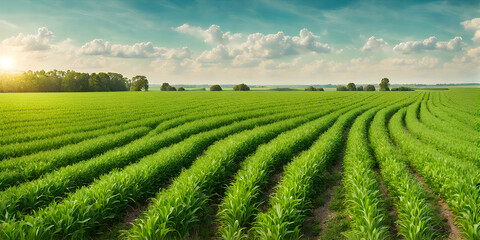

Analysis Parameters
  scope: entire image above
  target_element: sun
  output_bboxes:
[1,57,13,70]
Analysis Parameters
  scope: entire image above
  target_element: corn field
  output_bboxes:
[0,89,478,239]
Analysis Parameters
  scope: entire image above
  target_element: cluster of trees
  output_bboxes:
[160,83,177,91]
[210,85,222,91]
[233,83,250,91]
[337,83,375,91]
[305,86,324,91]
[336,78,392,91]
[0,70,148,92]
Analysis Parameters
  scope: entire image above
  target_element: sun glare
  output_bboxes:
[1,57,13,70]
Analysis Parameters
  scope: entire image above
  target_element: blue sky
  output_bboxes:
[0,0,479,84]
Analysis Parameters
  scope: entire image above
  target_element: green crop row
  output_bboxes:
[1,104,333,239]
[389,105,480,239]
[215,94,374,239]
[0,106,278,220]
[369,96,443,240]
[0,99,330,222]
[405,96,479,166]
[252,96,379,239]
[341,107,392,240]
[0,126,151,189]
[418,93,475,143]
[428,93,475,131]
[0,95,320,187]
[123,109,337,239]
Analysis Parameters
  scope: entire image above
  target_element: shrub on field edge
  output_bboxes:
[233,83,250,91]
[364,85,375,91]
[178,87,185,91]
[336,86,347,91]
[210,85,222,91]
[391,86,414,91]
[347,83,356,91]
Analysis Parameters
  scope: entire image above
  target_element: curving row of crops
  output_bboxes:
[0,89,478,239]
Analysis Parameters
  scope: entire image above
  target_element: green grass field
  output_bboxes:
[0,89,478,239]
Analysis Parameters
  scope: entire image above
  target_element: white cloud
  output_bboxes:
[79,39,191,59]
[240,29,332,58]
[79,39,111,55]
[393,36,462,54]
[174,24,241,45]
[467,46,480,60]
[197,45,239,63]
[361,36,389,51]
[461,18,480,41]
[461,18,480,42]
[196,28,332,66]
[2,27,54,51]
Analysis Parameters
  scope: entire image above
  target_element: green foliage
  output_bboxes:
[177,87,185,91]
[233,83,250,91]
[210,84,222,91]
[391,86,414,91]
[130,75,149,91]
[0,89,477,239]
[379,77,390,91]
[336,86,347,91]
[364,84,375,91]
[346,83,356,91]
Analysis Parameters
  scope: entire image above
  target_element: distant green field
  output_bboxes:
[0,89,478,239]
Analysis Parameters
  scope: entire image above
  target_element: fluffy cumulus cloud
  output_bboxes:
[174,24,241,45]
[393,36,462,54]
[461,18,480,42]
[79,39,191,59]
[2,27,54,51]
[239,29,332,58]
[196,28,332,65]
[361,36,389,51]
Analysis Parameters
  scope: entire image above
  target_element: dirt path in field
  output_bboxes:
[101,200,150,239]
[257,168,285,212]
[411,171,463,240]
[373,168,400,236]
[301,127,350,239]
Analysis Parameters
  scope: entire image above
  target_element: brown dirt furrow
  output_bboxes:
[411,171,463,240]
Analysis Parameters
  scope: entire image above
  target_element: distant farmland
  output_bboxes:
[0,89,478,239]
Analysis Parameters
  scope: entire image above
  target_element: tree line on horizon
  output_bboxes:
[0,70,149,92]
[334,78,413,91]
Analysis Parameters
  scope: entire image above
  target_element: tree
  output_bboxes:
[130,75,149,91]
[89,73,104,91]
[160,82,171,91]
[178,87,185,91]
[166,85,176,91]
[62,71,89,92]
[336,85,347,91]
[210,84,222,91]
[108,72,128,91]
[379,77,390,91]
[364,85,376,91]
[305,86,317,91]
[317,87,324,91]
[233,83,250,91]
[346,83,356,91]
